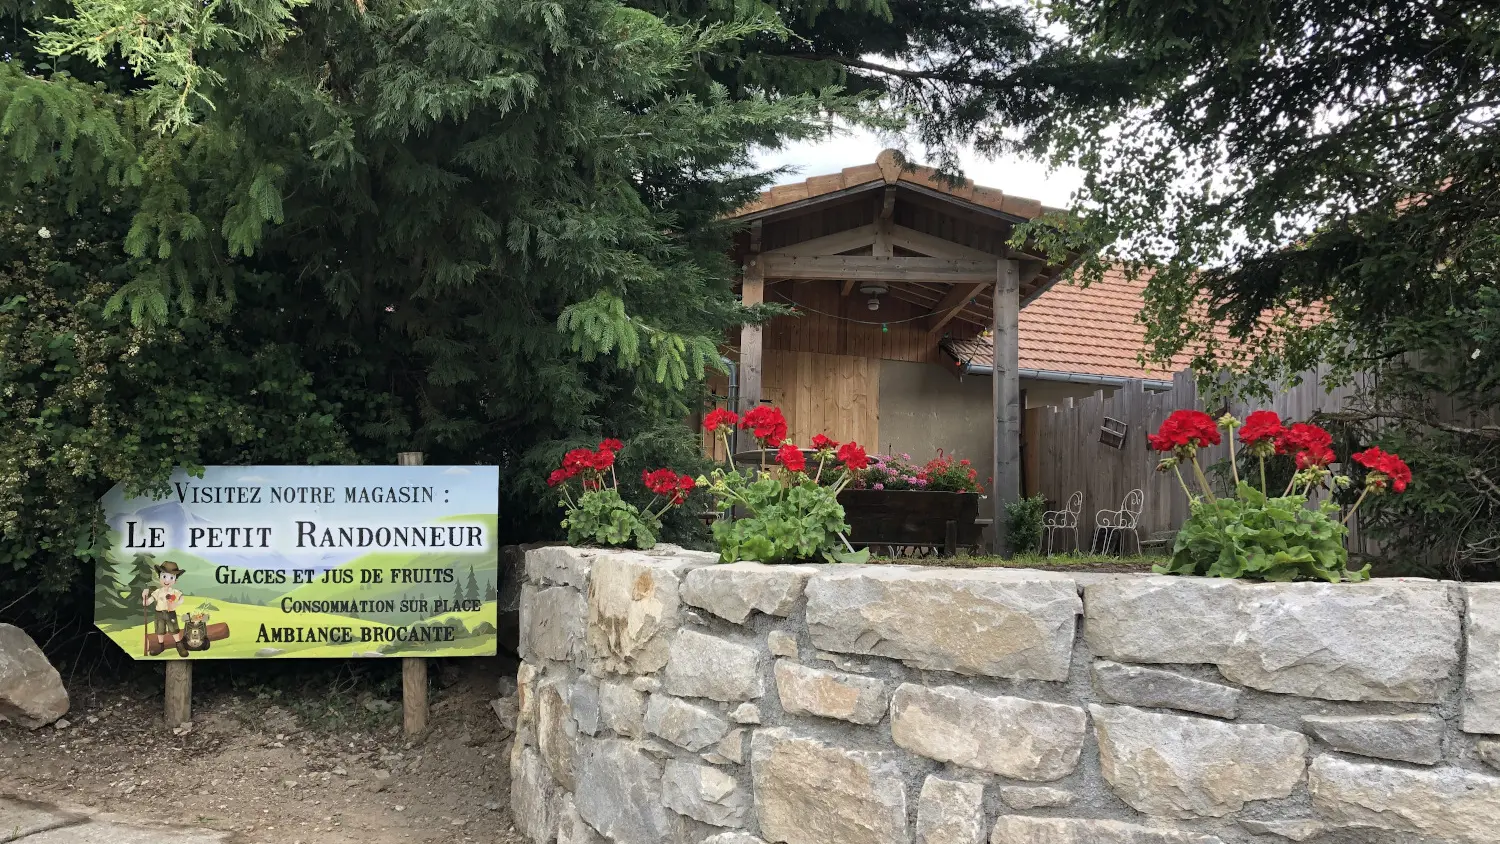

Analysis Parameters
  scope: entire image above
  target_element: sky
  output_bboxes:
[753,126,1083,208]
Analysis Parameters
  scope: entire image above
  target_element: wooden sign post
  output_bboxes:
[397,451,428,738]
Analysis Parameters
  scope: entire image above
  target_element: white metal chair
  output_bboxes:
[1042,491,1083,555]
[1093,489,1145,555]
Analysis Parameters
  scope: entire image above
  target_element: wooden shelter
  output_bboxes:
[727,150,1074,552]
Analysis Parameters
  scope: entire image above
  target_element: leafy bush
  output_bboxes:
[700,410,869,564]
[1151,409,1409,582]
[1005,494,1046,554]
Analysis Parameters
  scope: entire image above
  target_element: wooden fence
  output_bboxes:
[1025,365,1384,554]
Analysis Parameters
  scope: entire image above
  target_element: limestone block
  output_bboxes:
[1083,577,1244,664]
[1236,819,1330,842]
[572,675,600,736]
[523,586,586,663]
[1463,584,1500,733]
[557,794,609,844]
[644,694,731,751]
[682,563,817,623]
[664,629,766,702]
[730,703,761,724]
[915,776,984,844]
[806,567,1081,681]
[598,679,646,738]
[774,661,889,726]
[662,760,750,828]
[768,631,799,659]
[510,744,557,844]
[1310,754,1500,844]
[1301,713,1444,765]
[587,552,701,675]
[1481,739,1500,772]
[1091,704,1308,819]
[1085,578,1463,703]
[1091,661,1241,719]
[998,786,1074,810]
[517,662,539,729]
[1220,582,1462,703]
[702,835,766,844]
[527,545,597,589]
[751,728,908,844]
[989,816,1225,844]
[702,728,746,765]
[890,684,1085,781]
[574,739,685,844]
[0,624,68,729]
[536,677,578,790]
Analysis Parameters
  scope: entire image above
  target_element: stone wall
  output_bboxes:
[511,547,1500,844]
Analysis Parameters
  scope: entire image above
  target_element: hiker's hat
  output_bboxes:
[155,561,186,577]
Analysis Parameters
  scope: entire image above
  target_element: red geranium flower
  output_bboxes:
[1295,446,1335,469]
[561,448,596,474]
[1353,447,1412,492]
[1148,410,1222,452]
[775,444,806,473]
[742,406,789,447]
[1278,422,1333,456]
[836,441,869,470]
[678,474,695,491]
[546,469,570,487]
[599,438,623,454]
[1239,410,1285,446]
[703,408,739,433]
[811,433,839,450]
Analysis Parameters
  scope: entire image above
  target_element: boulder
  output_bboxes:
[1310,755,1500,843]
[751,728,907,844]
[573,739,685,844]
[1091,704,1308,819]
[1301,713,1444,765]
[914,776,984,844]
[890,684,1085,781]
[0,623,69,729]
[989,816,1224,844]
[1091,661,1241,719]
[681,564,817,624]
[805,567,1080,681]
[774,661,889,726]
[661,760,749,828]
[664,629,765,702]
[1462,584,1500,733]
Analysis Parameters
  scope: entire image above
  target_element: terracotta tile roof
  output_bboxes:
[944,268,1197,381]
[731,149,1067,220]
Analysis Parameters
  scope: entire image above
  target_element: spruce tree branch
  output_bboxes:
[791,52,1002,88]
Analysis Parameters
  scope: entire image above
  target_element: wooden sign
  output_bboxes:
[96,465,500,661]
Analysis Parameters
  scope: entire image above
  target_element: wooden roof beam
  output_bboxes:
[926,282,990,334]
[888,225,1001,261]
[762,255,998,284]
[767,223,878,257]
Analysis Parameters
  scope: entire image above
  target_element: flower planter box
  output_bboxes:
[837,489,984,554]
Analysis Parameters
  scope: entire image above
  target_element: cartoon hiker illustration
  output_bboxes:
[142,561,191,658]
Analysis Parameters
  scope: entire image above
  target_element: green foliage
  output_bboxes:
[1004,493,1046,555]
[1157,483,1370,584]
[1038,0,1500,579]
[563,488,660,550]
[707,470,868,565]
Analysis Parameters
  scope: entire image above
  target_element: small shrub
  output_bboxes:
[1005,494,1046,554]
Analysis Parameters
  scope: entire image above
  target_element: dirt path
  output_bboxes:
[0,664,524,844]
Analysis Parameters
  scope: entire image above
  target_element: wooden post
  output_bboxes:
[164,661,191,726]
[397,450,429,737]
[738,256,765,415]
[991,259,1022,556]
